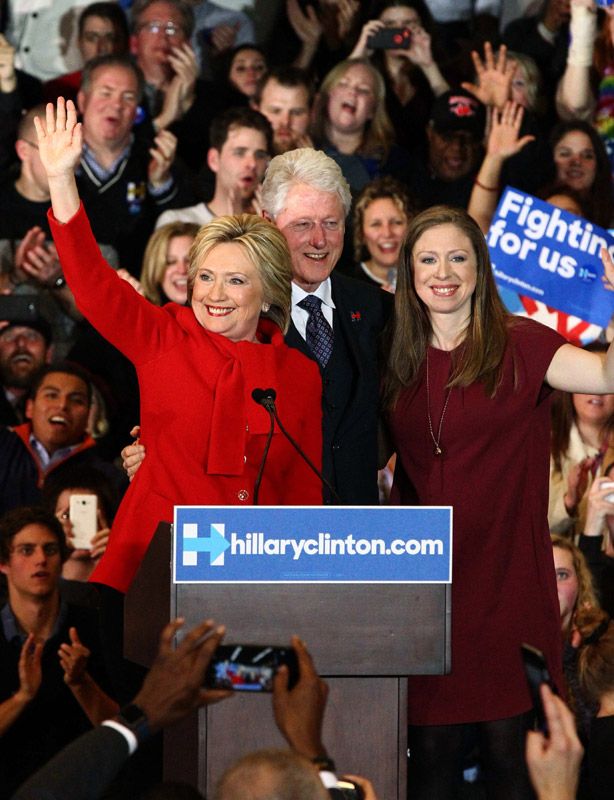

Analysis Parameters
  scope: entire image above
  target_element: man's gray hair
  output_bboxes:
[261,148,352,220]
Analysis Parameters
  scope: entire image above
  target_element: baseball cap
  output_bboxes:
[430,91,486,139]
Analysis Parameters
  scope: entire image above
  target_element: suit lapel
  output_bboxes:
[285,319,316,363]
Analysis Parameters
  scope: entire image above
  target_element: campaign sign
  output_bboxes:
[488,188,614,328]
[173,506,452,584]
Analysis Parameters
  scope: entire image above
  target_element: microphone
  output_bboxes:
[251,387,340,504]
[251,388,277,408]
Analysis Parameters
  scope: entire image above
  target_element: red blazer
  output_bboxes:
[49,206,323,593]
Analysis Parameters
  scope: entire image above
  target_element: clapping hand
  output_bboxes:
[59,627,90,687]
[287,0,323,49]
[0,33,17,92]
[148,129,177,188]
[16,634,43,704]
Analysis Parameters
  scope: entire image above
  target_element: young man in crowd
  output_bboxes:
[0,363,126,514]
[252,66,313,155]
[0,505,118,797]
[156,105,272,227]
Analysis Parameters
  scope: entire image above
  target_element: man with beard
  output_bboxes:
[251,67,313,155]
[0,318,52,427]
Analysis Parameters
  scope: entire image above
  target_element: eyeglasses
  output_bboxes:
[138,20,183,37]
[11,543,61,557]
[21,139,39,151]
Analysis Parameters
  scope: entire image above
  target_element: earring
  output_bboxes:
[262,302,270,313]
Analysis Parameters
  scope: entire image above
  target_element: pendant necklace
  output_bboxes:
[426,349,452,457]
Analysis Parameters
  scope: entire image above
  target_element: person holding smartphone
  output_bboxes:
[348,1,450,152]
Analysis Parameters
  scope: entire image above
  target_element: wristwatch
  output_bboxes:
[115,703,151,744]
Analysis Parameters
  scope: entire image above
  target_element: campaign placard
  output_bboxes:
[173,506,452,584]
[488,188,614,328]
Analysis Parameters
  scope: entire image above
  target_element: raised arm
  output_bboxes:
[555,0,598,121]
[468,102,535,234]
[33,98,82,224]
[546,247,614,392]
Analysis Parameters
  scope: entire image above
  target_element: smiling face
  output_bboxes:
[274,183,345,292]
[208,125,269,201]
[553,546,579,633]
[554,130,597,193]
[362,197,408,271]
[79,64,138,151]
[412,223,477,324]
[229,48,266,99]
[0,326,48,389]
[572,393,614,427]
[25,372,90,455]
[0,524,62,601]
[161,234,192,304]
[327,63,376,136]
[257,79,310,154]
[427,127,481,182]
[191,242,265,342]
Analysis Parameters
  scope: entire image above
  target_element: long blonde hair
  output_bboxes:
[141,222,199,305]
[311,58,394,159]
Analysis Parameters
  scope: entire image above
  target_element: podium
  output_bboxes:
[125,515,451,799]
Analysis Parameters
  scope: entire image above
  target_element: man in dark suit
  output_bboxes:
[262,148,392,505]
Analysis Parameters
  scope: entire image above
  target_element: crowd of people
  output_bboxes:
[1,1,614,799]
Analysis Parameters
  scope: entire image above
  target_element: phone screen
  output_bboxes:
[205,645,297,692]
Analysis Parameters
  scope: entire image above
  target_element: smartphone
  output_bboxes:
[0,296,39,323]
[368,27,412,50]
[521,643,557,735]
[69,494,98,550]
[329,780,365,800]
[204,644,298,692]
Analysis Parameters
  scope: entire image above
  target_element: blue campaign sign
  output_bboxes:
[488,188,614,328]
[173,506,452,584]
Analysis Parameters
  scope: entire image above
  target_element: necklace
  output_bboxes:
[426,350,452,457]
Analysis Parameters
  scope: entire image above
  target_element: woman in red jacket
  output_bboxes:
[34,99,323,593]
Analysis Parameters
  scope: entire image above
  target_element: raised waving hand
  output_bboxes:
[33,98,82,223]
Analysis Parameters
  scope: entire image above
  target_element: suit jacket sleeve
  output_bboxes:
[11,726,130,800]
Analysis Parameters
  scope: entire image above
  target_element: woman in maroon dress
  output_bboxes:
[382,205,614,799]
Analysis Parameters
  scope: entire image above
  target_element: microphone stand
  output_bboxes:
[251,388,340,504]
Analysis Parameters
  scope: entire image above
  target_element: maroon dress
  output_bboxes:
[388,319,566,725]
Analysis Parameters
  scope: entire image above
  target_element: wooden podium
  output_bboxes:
[125,522,451,799]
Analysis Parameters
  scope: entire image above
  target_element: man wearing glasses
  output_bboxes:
[0,506,118,796]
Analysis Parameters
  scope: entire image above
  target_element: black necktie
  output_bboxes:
[298,295,334,368]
